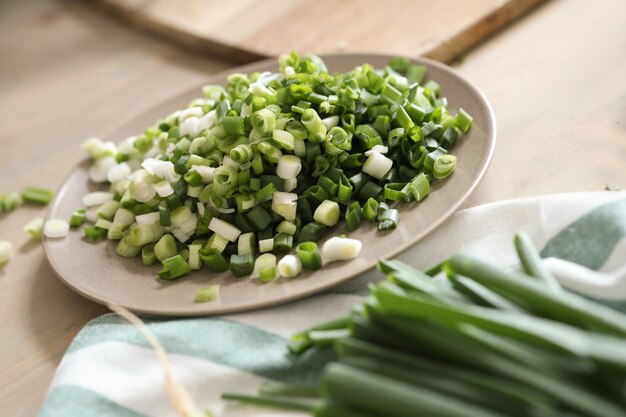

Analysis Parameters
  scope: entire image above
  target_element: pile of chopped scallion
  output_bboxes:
[78,52,473,284]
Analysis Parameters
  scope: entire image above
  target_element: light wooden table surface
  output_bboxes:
[0,0,624,415]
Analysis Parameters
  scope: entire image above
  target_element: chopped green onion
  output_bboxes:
[94,218,113,230]
[314,200,340,227]
[84,225,107,241]
[116,237,141,257]
[251,108,277,133]
[345,202,363,231]
[188,242,203,270]
[276,155,302,179]
[277,254,302,278]
[424,147,447,172]
[301,108,327,142]
[359,181,383,200]
[141,244,157,266]
[296,242,322,270]
[195,285,220,303]
[363,198,379,221]
[454,108,473,133]
[208,217,241,242]
[272,129,295,151]
[82,191,114,207]
[408,174,430,202]
[0,241,12,266]
[322,236,362,263]
[199,248,229,272]
[237,232,256,256]
[23,217,44,239]
[362,151,393,179]
[277,221,297,236]
[206,233,229,253]
[75,53,472,280]
[22,187,54,205]
[155,234,177,261]
[257,234,274,252]
[433,155,457,179]
[158,254,190,279]
[273,232,293,253]
[248,205,273,230]
[0,191,22,212]
[298,222,327,243]
[44,219,70,238]
[378,208,399,231]
[69,208,87,227]
[252,253,277,281]
[97,200,121,220]
[230,253,254,277]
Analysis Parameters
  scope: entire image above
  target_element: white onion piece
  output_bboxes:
[171,228,191,243]
[273,192,298,205]
[113,208,134,225]
[364,145,389,156]
[85,207,99,223]
[249,82,273,96]
[362,152,393,179]
[207,197,235,214]
[257,71,281,85]
[0,241,13,265]
[284,66,296,78]
[82,192,114,207]
[135,212,160,225]
[283,178,297,192]
[278,255,302,278]
[117,136,137,154]
[208,218,241,242]
[222,156,237,166]
[132,175,156,203]
[178,106,203,122]
[196,202,205,217]
[141,159,180,183]
[88,156,116,183]
[240,103,252,117]
[192,166,216,183]
[179,216,198,235]
[276,155,302,180]
[251,253,276,279]
[321,115,340,130]
[179,117,201,138]
[154,180,174,197]
[259,238,274,253]
[197,110,217,131]
[44,219,70,239]
[322,237,362,263]
[107,162,131,183]
[272,201,297,221]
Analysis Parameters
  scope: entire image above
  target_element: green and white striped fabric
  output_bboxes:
[39,192,626,417]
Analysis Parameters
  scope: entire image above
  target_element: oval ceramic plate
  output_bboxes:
[44,54,495,316]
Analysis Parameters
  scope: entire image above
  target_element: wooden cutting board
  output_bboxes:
[94,0,546,63]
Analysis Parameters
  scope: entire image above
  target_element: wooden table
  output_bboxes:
[0,0,624,415]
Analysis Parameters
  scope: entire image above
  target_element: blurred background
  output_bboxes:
[1,0,625,415]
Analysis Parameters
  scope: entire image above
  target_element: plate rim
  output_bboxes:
[43,53,496,317]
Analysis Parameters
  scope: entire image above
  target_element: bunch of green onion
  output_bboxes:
[80,52,473,282]
[221,232,626,416]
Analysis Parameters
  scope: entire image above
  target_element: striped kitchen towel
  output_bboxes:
[38,191,626,417]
